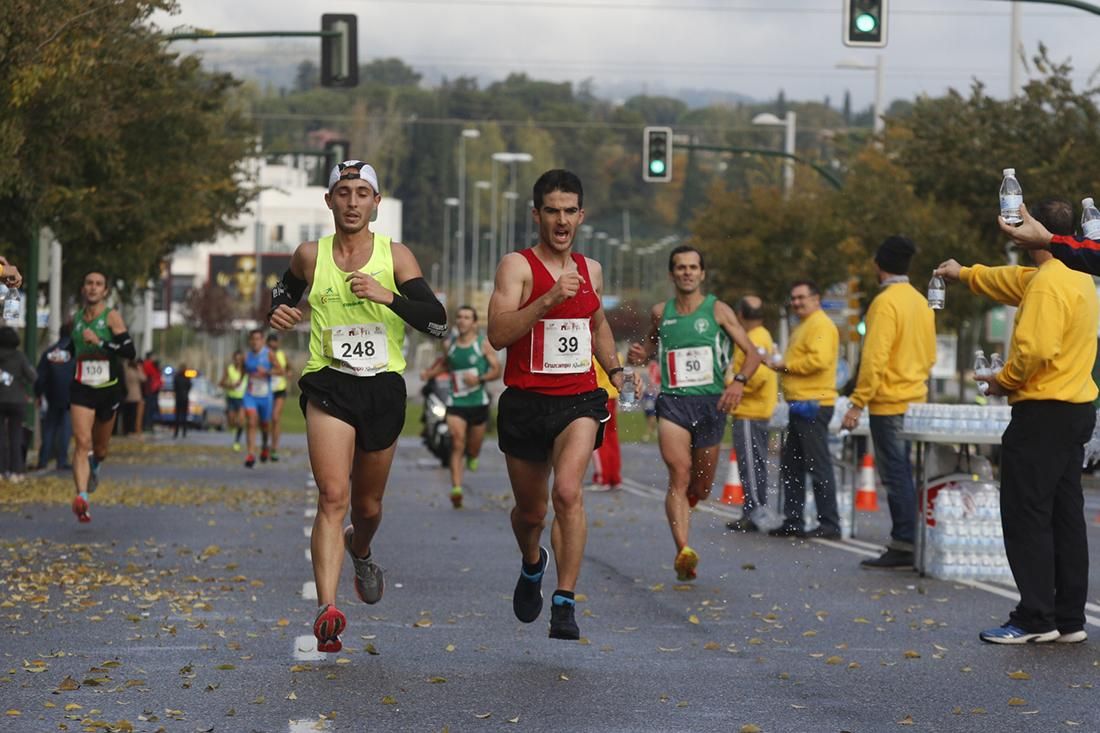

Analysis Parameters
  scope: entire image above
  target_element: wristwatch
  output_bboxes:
[732,373,748,384]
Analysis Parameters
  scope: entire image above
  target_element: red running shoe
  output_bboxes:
[244,454,256,468]
[71,495,91,523]
[313,604,346,653]
[260,448,270,463]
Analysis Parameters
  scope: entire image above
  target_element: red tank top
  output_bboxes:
[503,248,600,396]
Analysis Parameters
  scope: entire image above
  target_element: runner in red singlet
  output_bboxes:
[487,169,639,640]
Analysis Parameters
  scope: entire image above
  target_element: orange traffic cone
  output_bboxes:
[854,453,879,512]
[719,447,745,506]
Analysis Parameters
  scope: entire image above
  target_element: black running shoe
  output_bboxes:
[549,598,580,640]
[512,546,548,623]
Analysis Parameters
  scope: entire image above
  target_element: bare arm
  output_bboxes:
[627,304,662,366]
[487,253,575,350]
[481,342,503,382]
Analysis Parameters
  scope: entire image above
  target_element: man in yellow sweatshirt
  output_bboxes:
[725,295,778,533]
[934,198,1097,645]
[768,280,841,539]
[841,236,936,568]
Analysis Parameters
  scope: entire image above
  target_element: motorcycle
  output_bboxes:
[420,375,452,467]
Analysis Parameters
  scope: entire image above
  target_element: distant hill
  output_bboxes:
[180,44,757,107]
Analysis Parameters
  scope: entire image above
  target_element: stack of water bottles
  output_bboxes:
[926,482,1012,582]
[901,402,1011,437]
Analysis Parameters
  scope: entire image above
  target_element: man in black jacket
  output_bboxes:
[34,323,75,470]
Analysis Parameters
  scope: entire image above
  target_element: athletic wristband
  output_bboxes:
[607,367,624,377]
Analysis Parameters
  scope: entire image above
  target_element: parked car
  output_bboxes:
[157,368,227,430]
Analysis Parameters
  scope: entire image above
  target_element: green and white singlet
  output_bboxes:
[446,335,489,408]
[657,294,730,397]
[73,307,120,389]
[302,234,407,378]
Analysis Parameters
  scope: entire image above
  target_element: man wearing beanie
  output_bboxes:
[841,235,936,568]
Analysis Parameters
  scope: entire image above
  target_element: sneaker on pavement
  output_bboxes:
[548,596,580,640]
[674,546,699,581]
[71,494,91,523]
[1056,629,1088,644]
[860,548,914,569]
[726,517,759,533]
[343,526,385,604]
[270,451,279,463]
[232,442,241,452]
[87,453,100,494]
[799,525,842,540]
[513,546,548,623]
[450,486,464,508]
[260,448,270,463]
[466,456,479,472]
[768,523,802,538]
[979,624,1059,644]
[244,454,255,468]
[312,604,346,653]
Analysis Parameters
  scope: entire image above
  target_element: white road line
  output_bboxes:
[301,581,317,601]
[302,526,311,538]
[304,507,317,518]
[619,477,1100,629]
[305,547,312,562]
[306,477,316,488]
[289,721,333,733]
[292,635,326,661]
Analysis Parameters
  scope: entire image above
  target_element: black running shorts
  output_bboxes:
[298,368,406,453]
[446,404,490,426]
[70,382,123,423]
[497,387,609,462]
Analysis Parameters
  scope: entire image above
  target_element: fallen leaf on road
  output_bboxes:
[475,712,491,719]
[688,615,700,625]
[897,714,914,725]
[740,725,762,733]
[903,650,921,659]
[57,676,80,691]
[382,696,397,705]
[1007,670,1030,680]
[1008,697,1026,706]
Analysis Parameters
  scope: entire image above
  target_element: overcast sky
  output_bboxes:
[154,1,1100,109]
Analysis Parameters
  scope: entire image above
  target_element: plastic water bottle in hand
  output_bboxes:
[1082,197,1100,240]
[973,349,991,395]
[618,366,638,412]
[999,168,1023,225]
[927,271,945,310]
[2,287,20,322]
[989,352,1004,372]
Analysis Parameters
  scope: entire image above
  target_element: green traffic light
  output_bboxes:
[649,159,666,176]
[856,320,867,336]
[854,12,877,33]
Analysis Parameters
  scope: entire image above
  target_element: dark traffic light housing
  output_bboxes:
[642,126,673,183]
[843,0,888,48]
[321,14,358,87]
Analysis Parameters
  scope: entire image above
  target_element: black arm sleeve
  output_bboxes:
[268,269,308,317]
[386,277,448,338]
[104,330,136,360]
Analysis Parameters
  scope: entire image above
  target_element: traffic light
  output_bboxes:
[847,277,863,342]
[843,0,888,48]
[321,139,351,185]
[642,126,673,183]
[321,14,358,88]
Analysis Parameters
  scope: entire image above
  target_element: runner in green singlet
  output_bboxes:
[268,160,447,653]
[68,271,136,522]
[628,246,763,581]
[420,305,501,508]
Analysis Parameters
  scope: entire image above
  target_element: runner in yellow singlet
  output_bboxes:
[268,160,447,653]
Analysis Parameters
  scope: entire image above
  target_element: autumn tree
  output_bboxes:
[0,0,257,296]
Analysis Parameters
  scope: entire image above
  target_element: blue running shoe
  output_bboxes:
[979,624,1058,644]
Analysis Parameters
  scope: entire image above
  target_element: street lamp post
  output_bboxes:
[443,197,459,300]
[595,232,608,271]
[836,55,885,136]
[607,238,621,296]
[491,152,533,257]
[752,111,797,195]
[501,191,519,251]
[472,180,491,297]
[457,129,480,306]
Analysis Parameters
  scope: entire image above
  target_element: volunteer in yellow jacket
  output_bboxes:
[767,280,841,539]
[725,295,778,533]
[840,237,935,568]
[268,160,447,653]
[934,198,1097,645]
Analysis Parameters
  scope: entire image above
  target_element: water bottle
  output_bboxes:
[1082,197,1100,240]
[989,352,1004,372]
[2,287,20,322]
[0,371,11,387]
[927,271,945,310]
[618,366,638,412]
[973,349,991,395]
[999,168,1023,225]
